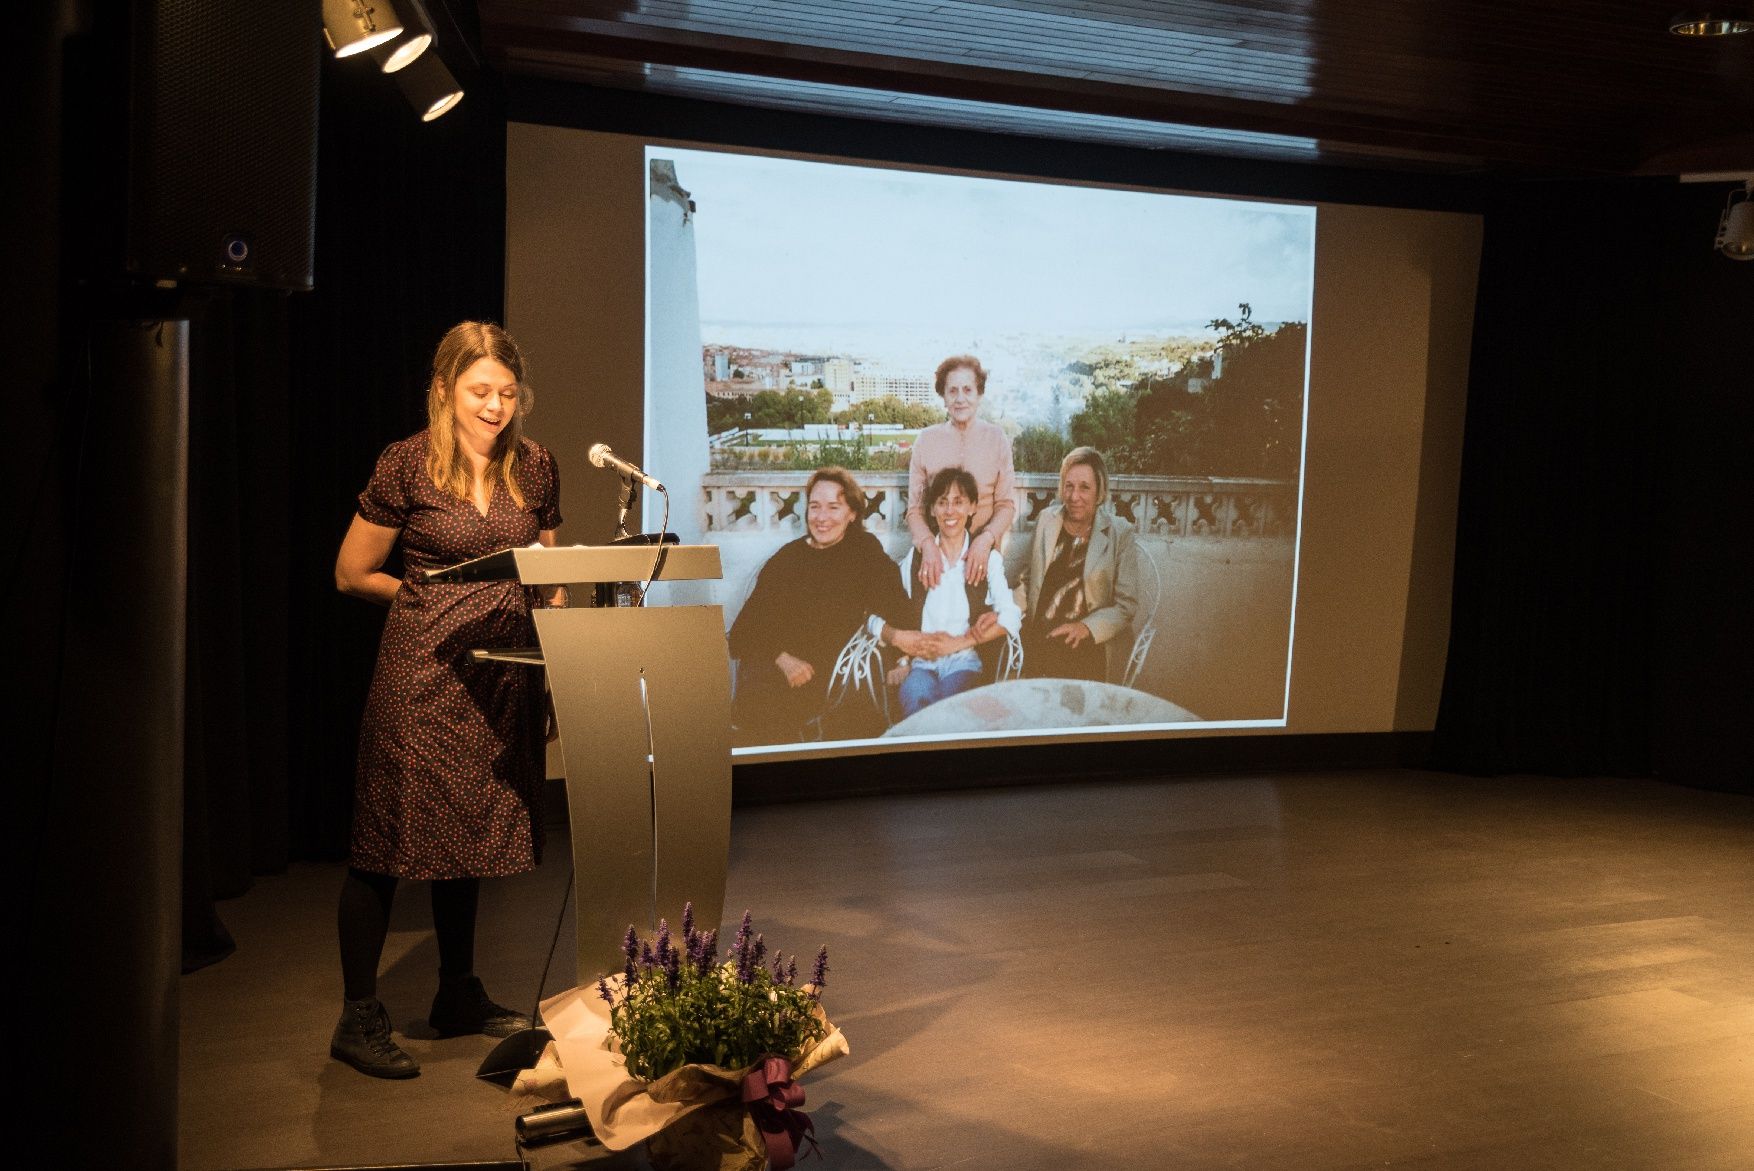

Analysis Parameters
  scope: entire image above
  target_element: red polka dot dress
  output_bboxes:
[349,430,563,880]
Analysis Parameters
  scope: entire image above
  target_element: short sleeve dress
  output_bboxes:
[349,430,563,880]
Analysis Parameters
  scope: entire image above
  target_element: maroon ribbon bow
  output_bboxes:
[740,1055,818,1169]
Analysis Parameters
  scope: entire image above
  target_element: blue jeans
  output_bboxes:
[898,667,983,717]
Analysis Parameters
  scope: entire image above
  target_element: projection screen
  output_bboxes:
[506,124,1481,765]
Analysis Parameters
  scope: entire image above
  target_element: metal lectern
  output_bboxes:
[426,544,732,985]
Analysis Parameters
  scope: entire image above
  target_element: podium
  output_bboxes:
[427,544,732,984]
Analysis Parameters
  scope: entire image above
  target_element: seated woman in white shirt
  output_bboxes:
[887,466,1024,717]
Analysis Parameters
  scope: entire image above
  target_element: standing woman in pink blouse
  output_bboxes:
[904,355,1017,590]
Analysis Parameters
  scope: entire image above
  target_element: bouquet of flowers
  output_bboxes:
[601,904,828,1081]
[522,904,848,1171]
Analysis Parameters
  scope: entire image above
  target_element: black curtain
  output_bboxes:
[1432,179,1754,792]
[1645,184,1754,796]
[182,23,507,967]
[183,287,294,968]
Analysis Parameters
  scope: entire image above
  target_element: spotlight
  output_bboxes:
[1668,11,1754,34]
[1716,181,1754,261]
[368,0,437,73]
[393,48,464,121]
[323,0,405,57]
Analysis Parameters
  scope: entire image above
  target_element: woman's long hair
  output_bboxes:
[424,321,535,508]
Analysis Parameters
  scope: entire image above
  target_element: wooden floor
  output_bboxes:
[180,770,1754,1170]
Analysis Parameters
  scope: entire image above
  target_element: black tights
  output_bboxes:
[337,866,480,1001]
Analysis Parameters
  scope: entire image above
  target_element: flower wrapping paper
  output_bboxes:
[513,977,850,1153]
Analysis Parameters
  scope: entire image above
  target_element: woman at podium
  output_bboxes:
[329,322,563,1079]
[729,466,924,745]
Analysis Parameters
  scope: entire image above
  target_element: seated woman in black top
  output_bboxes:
[728,466,933,744]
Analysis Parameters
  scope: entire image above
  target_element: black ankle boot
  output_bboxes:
[330,997,420,1079]
[429,973,532,1038]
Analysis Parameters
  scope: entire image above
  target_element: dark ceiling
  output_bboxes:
[478,0,1754,176]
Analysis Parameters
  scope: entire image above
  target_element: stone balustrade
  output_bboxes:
[700,471,1296,539]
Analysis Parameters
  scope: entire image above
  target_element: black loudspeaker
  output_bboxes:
[126,1,321,291]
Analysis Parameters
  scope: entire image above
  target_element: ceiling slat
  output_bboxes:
[480,0,1754,175]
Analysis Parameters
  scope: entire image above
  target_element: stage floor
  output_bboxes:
[180,769,1754,1170]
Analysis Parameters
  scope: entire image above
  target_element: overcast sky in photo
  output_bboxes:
[654,146,1316,337]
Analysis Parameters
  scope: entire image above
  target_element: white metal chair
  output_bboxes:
[1121,623,1156,689]
[1120,541,1166,690]
[995,626,1025,682]
[807,622,890,737]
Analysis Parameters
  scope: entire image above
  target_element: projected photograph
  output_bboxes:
[643,146,1314,754]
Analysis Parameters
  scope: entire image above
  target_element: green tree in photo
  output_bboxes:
[744,387,833,429]
[1200,306,1306,478]
[1066,304,1307,478]
[1069,387,1136,457]
[831,394,941,429]
[1012,424,1071,474]
[707,395,753,434]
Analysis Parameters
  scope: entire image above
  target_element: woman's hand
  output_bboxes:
[775,652,815,689]
[917,540,944,589]
[1049,621,1094,648]
[537,530,566,608]
[915,632,960,660]
[970,611,1001,642]
[964,531,995,585]
[885,661,911,688]
[890,629,927,657]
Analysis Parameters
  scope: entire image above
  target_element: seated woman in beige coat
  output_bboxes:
[1017,446,1140,682]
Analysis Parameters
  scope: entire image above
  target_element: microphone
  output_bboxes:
[588,443,664,491]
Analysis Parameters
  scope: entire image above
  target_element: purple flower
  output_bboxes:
[655,919,672,969]
[597,977,614,1006]
[733,911,756,983]
[752,933,767,970]
[664,942,682,991]
[640,940,656,972]
[622,925,640,983]
[786,956,798,986]
[681,901,695,944]
[772,953,787,982]
[697,929,718,975]
[810,946,829,995]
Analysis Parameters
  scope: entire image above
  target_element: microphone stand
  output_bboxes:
[476,864,573,1084]
[594,475,641,608]
[612,474,638,542]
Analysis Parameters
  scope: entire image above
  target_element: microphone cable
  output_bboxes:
[635,487,671,606]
